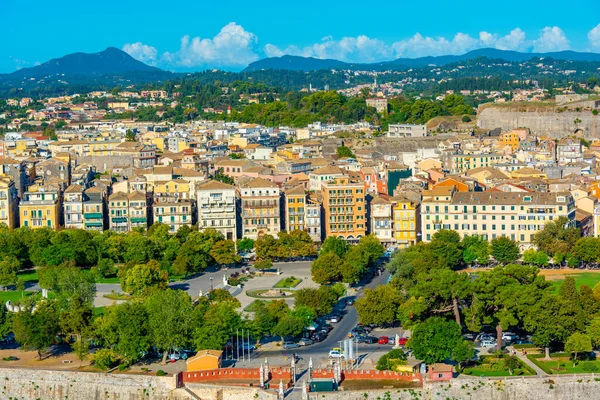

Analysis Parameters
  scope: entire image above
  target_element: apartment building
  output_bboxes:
[322,176,366,242]
[109,191,149,232]
[421,188,576,245]
[63,184,85,229]
[392,195,420,247]
[386,124,426,138]
[442,153,506,174]
[153,196,193,234]
[306,194,322,242]
[113,142,156,168]
[239,177,281,240]
[0,158,29,197]
[196,180,237,241]
[19,184,62,229]
[309,165,344,191]
[83,186,105,231]
[0,176,19,229]
[370,197,394,245]
[285,185,306,233]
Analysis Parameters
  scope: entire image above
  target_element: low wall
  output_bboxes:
[185,383,277,400]
[0,367,189,400]
[317,375,600,400]
[182,366,291,385]
[342,369,421,382]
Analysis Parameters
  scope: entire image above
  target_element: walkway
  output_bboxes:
[508,346,547,376]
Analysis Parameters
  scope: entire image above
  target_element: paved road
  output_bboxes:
[254,269,392,363]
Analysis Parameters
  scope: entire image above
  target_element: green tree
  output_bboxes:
[407,317,469,364]
[12,300,60,359]
[320,236,348,257]
[210,240,241,265]
[0,255,20,287]
[120,261,169,296]
[573,237,600,263]
[311,252,345,284]
[194,301,242,351]
[522,249,549,267]
[254,259,273,271]
[376,349,408,371]
[294,286,338,316]
[272,313,305,341]
[237,238,255,252]
[585,316,600,348]
[565,332,593,367]
[490,237,520,264]
[356,284,403,326]
[146,289,194,364]
[533,217,580,256]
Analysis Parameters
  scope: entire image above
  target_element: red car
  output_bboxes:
[378,336,389,345]
[397,338,408,346]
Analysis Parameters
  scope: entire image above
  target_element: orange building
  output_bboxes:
[500,131,521,152]
[186,350,223,371]
[322,175,366,242]
[431,177,470,192]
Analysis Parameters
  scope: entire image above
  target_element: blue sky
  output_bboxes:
[2,0,600,73]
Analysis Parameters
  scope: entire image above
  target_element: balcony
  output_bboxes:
[84,213,103,219]
[112,217,127,223]
[131,218,147,224]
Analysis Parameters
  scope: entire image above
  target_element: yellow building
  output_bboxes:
[19,184,62,229]
[285,185,306,232]
[109,191,148,232]
[0,176,19,229]
[153,179,191,199]
[322,176,366,242]
[151,137,166,152]
[499,131,521,152]
[391,195,420,247]
[510,167,547,179]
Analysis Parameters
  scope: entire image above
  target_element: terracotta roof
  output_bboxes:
[64,184,83,194]
[240,177,278,189]
[197,180,234,191]
[128,191,147,201]
[109,191,129,201]
[311,165,344,175]
[285,184,306,196]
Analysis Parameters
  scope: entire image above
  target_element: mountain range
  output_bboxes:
[243,48,600,72]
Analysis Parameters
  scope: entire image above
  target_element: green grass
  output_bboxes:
[0,291,36,302]
[552,273,600,294]
[273,276,302,289]
[17,270,39,283]
[528,353,600,374]
[243,300,266,312]
[462,355,535,377]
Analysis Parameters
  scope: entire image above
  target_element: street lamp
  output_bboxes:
[210,277,214,291]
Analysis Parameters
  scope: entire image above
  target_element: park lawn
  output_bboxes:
[273,276,302,288]
[0,291,35,302]
[462,356,535,377]
[528,353,600,374]
[551,273,600,294]
[17,270,39,283]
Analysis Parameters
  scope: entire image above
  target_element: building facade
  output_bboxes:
[0,176,19,229]
[19,185,61,229]
[196,180,237,241]
[239,178,281,240]
[322,176,366,242]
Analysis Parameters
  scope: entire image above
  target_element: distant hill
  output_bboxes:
[0,47,177,96]
[244,48,600,72]
[6,47,163,79]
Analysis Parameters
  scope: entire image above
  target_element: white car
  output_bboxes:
[330,315,341,323]
[480,340,496,348]
[328,350,345,359]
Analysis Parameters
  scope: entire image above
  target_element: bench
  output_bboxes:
[62,360,72,364]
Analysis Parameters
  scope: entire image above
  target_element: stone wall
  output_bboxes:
[0,367,189,400]
[477,106,600,138]
[185,383,277,400]
[316,376,600,400]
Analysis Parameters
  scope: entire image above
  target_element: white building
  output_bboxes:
[196,180,237,241]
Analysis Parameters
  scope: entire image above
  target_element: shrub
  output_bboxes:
[582,362,598,372]
[93,349,116,370]
[461,115,472,123]
[593,109,599,116]
[156,370,167,376]
[376,349,408,371]
[117,364,127,371]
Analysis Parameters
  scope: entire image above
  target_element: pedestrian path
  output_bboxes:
[508,346,547,376]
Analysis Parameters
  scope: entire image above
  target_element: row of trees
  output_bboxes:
[310,235,385,285]
[0,224,241,287]
[254,231,317,261]
[355,227,600,366]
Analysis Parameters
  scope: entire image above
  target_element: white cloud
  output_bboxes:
[533,26,570,52]
[122,42,158,64]
[164,22,259,68]
[588,24,600,51]
[495,28,529,51]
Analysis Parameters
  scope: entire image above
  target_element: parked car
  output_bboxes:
[298,338,314,346]
[476,334,494,342]
[241,343,256,351]
[480,340,496,348]
[378,336,390,345]
[356,336,377,344]
[502,332,519,342]
[397,337,408,346]
[347,298,355,306]
[330,315,341,323]
[311,332,326,342]
[283,341,300,350]
[328,350,345,359]
[514,339,533,345]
